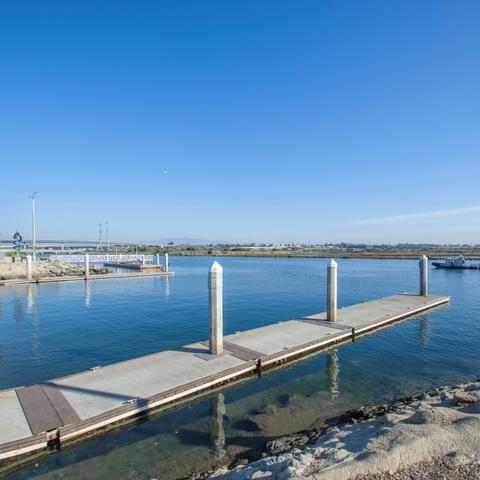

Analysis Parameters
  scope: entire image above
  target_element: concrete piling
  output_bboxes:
[420,255,428,296]
[85,254,90,279]
[164,253,169,272]
[26,255,32,280]
[327,259,338,322]
[209,261,223,355]
[156,254,160,266]
[141,255,146,266]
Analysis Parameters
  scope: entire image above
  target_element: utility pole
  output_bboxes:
[98,223,102,251]
[105,221,109,251]
[30,192,37,261]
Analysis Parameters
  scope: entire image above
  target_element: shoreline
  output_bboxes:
[137,246,480,261]
[0,260,109,281]
[190,380,480,480]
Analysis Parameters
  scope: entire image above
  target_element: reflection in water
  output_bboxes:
[327,350,339,399]
[84,281,91,307]
[14,292,24,323]
[164,276,171,298]
[209,393,226,459]
[418,314,429,345]
[26,285,35,314]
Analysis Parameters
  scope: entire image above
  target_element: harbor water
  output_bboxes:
[1,256,479,479]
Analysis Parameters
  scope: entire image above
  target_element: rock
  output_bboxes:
[250,471,272,479]
[249,404,277,416]
[233,417,265,432]
[452,393,479,405]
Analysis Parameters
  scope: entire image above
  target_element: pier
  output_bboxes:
[0,259,448,466]
[0,253,172,287]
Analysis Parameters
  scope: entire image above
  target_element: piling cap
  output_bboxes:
[210,261,223,273]
[421,254,428,261]
[329,259,337,267]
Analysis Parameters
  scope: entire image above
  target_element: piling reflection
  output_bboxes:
[84,281,91,307]
[164,276,171,298]
[14,292,24,323]
[209,393,226,459]
[327,349,339,399]
[418,314,429,345]
[26,285,35,314]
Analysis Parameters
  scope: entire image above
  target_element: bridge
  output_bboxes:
[49,254,156,263]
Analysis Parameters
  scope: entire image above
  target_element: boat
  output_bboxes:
[432,256,480,270]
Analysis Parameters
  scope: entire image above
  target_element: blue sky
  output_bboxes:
[1,1,479,244]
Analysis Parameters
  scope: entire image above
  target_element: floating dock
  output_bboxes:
[103,262,163,271]
[0,292,448,466]
[0,271,173,287]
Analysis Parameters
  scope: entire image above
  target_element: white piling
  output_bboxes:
[164,253,169,272]
[26,255,32,280]
[420,255,428,296]
[327,259,338,322]
[209,261,223,355]
[142,254,146,266]
[156,254,160,266]
[85,254,90,279]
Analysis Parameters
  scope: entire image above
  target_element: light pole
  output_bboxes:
[98,223,102,251]
[30,192,37,261]
[106,221,109,251]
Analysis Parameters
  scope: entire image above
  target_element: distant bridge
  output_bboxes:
[49,254,156,263]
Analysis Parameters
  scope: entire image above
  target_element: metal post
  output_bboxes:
[31,192,37,261]
[85,254,90,279]
[209,261,223,355]
[106,221,109,251]
[26,255,32,280]
[327,259,337,322]
[164,253,169,272]
[420,255,428,296]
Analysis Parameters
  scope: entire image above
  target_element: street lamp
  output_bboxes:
[30,192,37,261]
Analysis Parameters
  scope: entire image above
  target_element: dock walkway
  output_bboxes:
[0,270,173,287]
[0,292,448,464]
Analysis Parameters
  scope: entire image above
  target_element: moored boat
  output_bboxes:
[432,256,480,270]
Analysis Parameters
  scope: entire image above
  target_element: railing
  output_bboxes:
[49,254,155,263]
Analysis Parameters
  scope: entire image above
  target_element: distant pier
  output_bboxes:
[0,253,172,287]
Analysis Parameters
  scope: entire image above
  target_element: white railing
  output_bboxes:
[50,254,155,263]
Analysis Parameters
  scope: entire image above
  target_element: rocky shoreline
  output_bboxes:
[190,380,480,480]
[0,260,110,280]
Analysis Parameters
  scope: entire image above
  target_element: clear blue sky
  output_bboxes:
[1,1,479,244]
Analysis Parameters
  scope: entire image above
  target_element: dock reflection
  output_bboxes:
[26,284,36,314]
[418,313,430,345]
[327,349,339,399]
[84,281,91,307]
[209,393,226,459]
[164,275,171,298]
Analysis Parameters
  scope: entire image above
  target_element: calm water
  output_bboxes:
[1,256,479,479]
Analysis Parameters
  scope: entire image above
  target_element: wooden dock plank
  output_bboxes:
[41,383,80,425]
[15,385,63,435]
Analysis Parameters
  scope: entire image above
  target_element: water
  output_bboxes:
[1,256,479,479]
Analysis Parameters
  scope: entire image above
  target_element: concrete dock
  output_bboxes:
[0,270,173,287]
[0,292,448,464]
